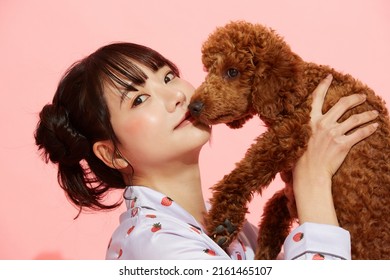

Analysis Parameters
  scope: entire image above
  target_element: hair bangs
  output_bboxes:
[92,43,180,94]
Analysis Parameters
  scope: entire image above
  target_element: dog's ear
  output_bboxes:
[251,70,306,124]
[250,75,285,122]
[250,25,305,123]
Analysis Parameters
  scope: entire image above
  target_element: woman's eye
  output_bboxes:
[132,94,149,107]
[164,71,176,83]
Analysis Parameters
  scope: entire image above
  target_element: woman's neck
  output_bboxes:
[131,161,207,224]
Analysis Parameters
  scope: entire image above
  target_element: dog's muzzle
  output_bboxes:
[188,100,204,117]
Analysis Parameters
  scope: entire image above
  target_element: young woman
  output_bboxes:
[34,42,378,260]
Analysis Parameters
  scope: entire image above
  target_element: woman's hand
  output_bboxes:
[293,74,379,225]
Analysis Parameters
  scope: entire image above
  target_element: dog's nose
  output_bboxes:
[188,100,204,117]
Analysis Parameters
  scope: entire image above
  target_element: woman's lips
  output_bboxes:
[174,111,194,129]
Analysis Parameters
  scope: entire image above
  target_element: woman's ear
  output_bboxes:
[93,141,129,170]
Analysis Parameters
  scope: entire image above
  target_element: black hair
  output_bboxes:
[34,43,179,215]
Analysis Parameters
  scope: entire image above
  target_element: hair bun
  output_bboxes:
[35,104,90,166]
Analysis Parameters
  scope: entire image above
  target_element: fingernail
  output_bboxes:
[326,74,333,79]
[372,110,379,115]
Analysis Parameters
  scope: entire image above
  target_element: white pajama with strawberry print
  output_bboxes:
[106,186,351,260]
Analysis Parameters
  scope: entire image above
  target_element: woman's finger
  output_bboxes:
[343,122,378,147]
[311,74,333,116]
[324,94,367,124]
[337,110,379,135]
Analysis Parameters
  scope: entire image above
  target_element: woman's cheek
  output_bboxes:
[121,113,163,144]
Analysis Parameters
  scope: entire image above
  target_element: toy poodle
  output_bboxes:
[189,21,390,259]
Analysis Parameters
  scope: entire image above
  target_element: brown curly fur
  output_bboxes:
[189,21,390,259]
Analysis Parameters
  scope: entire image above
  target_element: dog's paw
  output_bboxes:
[210,219,237,248]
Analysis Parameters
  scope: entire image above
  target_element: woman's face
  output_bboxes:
[104,64,211,175]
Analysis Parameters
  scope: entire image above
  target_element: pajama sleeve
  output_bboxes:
[283,222,351,260]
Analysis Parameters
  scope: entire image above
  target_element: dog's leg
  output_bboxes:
[256,184,294,259]
[205,122,310,249]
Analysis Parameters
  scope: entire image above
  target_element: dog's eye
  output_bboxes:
[226,68,239,79]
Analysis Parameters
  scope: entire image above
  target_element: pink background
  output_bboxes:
[1,0,389,259]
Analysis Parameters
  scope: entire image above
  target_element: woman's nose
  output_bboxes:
[165,89,187,112]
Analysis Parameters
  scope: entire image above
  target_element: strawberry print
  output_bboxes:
[117,248,123,259]
[151,222,162,232]
[130,197,137,208]
[161,196,173,206]
[292,232,304,242]
[312,253,325,260]
[126,226,135,236]
[131,208,139,217]
[146,214,157,218]
[203,249,216,256]
[106,185,349,260]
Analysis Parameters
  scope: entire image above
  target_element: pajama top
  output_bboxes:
[106,186,351,260]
